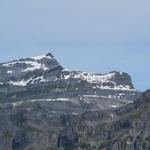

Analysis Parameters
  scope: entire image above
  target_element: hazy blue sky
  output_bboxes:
[0,0,150,91]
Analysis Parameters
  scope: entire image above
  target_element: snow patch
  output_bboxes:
[7,70,13,74]
[63,74,71,80]
[83,95,100,98]
[99,85,136,91]
[12,102,23,107]
[62,72,135,91]
[2,61,18,67]
[72,112,79,116]
[119,93,125,96]
[111,114,114,119]
[31,54,53,60]
[30,98,69,102]
[111,105,118,108]
[9,78,33,86]
[63,69,69,71]
[21,61,48,72]
[2,60,49,72]
[0,82,4,85]
[55,98,69,102]
[72,72,115,83]
[26,108,31,111]
[31,76,47,84]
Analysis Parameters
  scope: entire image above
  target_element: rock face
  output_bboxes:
[0,90,149,150]
[0,52,148,150]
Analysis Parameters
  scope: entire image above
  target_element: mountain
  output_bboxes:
[0,53,141,108]
[0,52,148,150]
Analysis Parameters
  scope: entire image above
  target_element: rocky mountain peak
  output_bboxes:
[108,71,134,89]
[0,53,63,86]
[30,53,54,61]
[61,70,135,91]
[46,52,54,58]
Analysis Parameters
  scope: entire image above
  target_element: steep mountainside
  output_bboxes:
[0,52,148,150]
[0,88,149,150]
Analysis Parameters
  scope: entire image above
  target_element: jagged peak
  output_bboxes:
[1,52,59,67]
[0,52,63,86]
[0,52,55,66]
[46,52,54,58]
[30,52,54,61]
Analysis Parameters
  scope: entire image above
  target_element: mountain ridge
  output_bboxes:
[0,53,141,105]
[0,52,137,91]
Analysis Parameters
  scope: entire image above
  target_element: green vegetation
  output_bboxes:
[4,130,13,139]
[24,126,42,133]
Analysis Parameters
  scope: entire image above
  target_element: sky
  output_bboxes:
[0,0,150,91]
